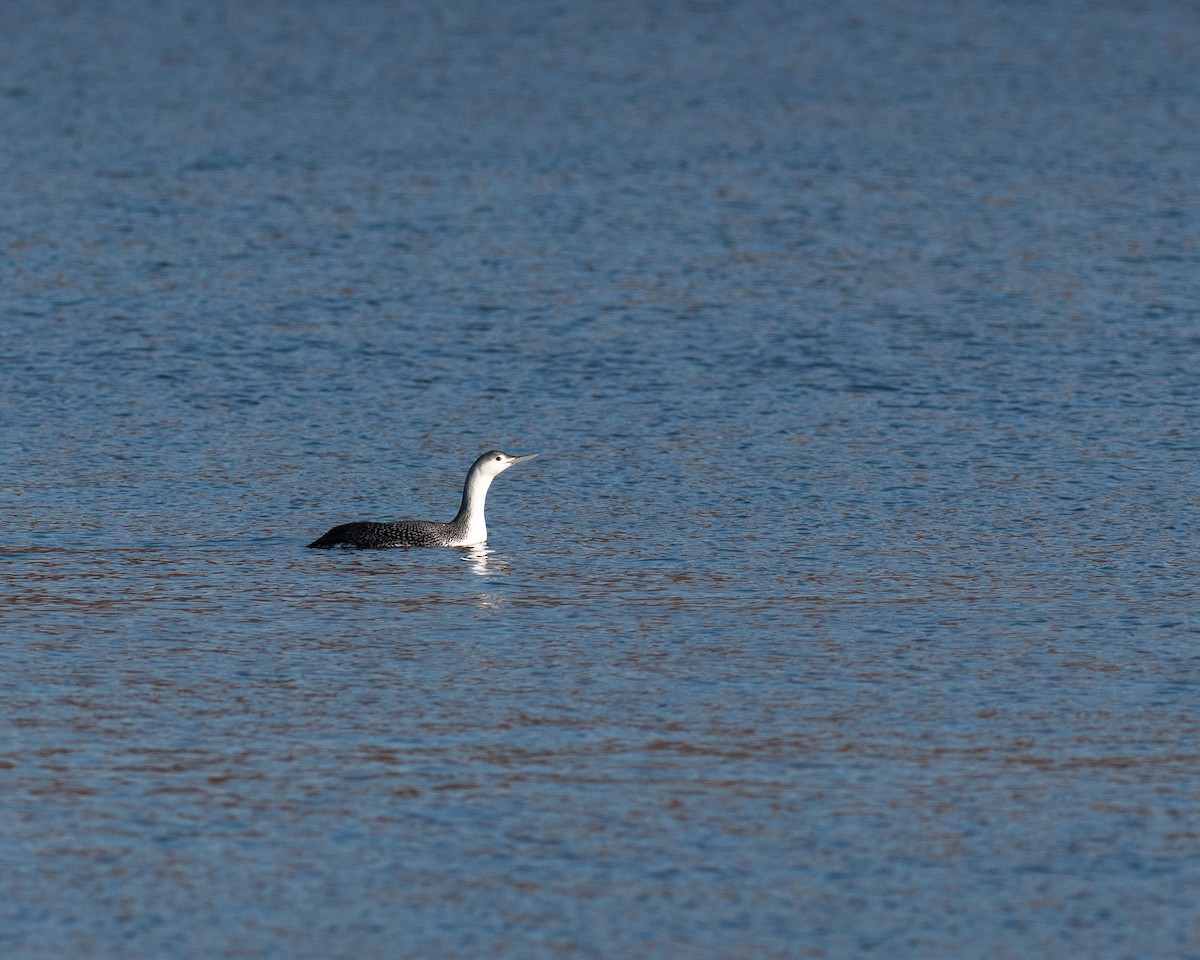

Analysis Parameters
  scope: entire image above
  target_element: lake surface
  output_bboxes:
[3,0,1199,957]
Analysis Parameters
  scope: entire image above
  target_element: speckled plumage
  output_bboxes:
[307,518,464,549]
[307,450,538,550]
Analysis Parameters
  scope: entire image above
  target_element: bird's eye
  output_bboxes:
[495,456,502,461]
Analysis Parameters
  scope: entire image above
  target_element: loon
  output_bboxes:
[307,450,538,549]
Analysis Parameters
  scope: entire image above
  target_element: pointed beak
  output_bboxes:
[511,453,539,465]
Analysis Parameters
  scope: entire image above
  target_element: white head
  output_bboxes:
[455,450,539,544]
[471,450,539,479]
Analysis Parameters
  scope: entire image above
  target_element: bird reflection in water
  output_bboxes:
[462,544,495,576]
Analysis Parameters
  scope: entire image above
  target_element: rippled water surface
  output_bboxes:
[3,1,1200,957]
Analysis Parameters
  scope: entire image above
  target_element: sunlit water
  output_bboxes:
[3,1,1199,957]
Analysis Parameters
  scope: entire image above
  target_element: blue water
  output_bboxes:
[3,1,1200,957]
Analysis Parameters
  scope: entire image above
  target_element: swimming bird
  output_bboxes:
[307,450,538,549]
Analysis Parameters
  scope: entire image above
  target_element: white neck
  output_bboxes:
[453,468,495,545]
